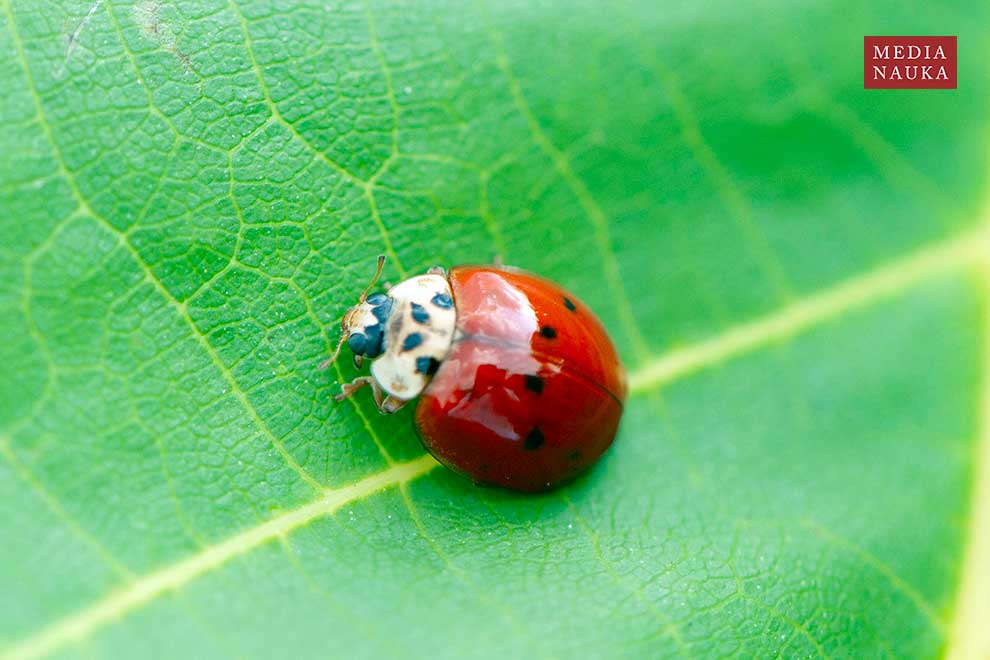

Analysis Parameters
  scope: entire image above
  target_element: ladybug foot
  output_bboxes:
[335,376,407,414]
[380,395,406,414]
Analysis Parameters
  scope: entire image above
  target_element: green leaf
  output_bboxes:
[2,0,989,658]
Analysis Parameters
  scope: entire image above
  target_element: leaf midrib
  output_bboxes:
[4,219,988,660]
[945,263,990,660]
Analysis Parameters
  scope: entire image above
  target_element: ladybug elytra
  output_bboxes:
[322,257,626,492]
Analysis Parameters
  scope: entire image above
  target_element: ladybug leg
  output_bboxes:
[381,395,407,414]
[335,376,380,405]
[427,265,447,277]
[335,376,405,415]
[492,255,504,268]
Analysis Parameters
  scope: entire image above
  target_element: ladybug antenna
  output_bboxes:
[318,255,387,371]
[358,255,387,303]
[319,333,348,371]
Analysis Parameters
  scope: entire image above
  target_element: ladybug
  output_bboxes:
[321,256,627,492]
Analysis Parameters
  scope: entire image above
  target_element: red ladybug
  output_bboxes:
[321,256,626,492]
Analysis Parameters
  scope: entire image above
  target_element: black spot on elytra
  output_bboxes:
[540,326,557,339]
[524,427,544,450]
[415,356,441,376]
[563,297,576,312]
[524,374,544,394]
[411,302,430,324]
[431,292,453,309]
[402,333,423,351]
[568,450,581,461]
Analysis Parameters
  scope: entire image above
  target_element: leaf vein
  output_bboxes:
[629,223,990,394]
[226,0,407,276]
[561,495,690,657]
[398,485,556,659]
[0,0,323,492]
[802,520,945,635]
[0,436,133,582]
[634,49,795,301]
[944,263,990,659]
[483,5,651,362]
[0,456,439,660]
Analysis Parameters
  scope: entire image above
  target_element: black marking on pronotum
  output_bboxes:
[524,374,544,394]
[431,292,453,309]
[389,313,404,337]
[370,297,393,324]
[402,333,423,351]
[415,356,441,376]
[411,302,430,324]
[367,293,388,305]
[363,324,385,357]
[540,325,557,339]
[524,427,545,450]
[563,297,576,312]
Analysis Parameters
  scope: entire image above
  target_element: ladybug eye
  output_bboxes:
[347,333,368,355]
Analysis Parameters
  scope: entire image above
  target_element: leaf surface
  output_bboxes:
[1,1,989,658]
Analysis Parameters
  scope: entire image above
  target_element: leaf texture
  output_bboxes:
[1,1,989,658]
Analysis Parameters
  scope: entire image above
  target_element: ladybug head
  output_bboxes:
[319,256,392,370]
[341,292,392,361]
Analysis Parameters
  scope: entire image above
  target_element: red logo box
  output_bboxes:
[864,36,957,89]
